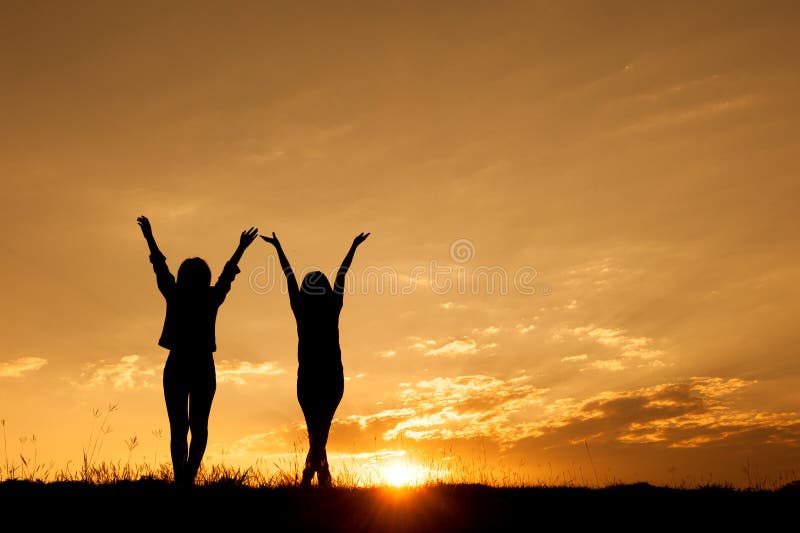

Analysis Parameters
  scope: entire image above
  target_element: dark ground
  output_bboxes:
[2,480,798,531]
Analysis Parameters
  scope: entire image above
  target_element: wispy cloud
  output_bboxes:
[472,326,501,336]
[0,356,47,378]
[555,323,665,370]
[424,339,479,357]
[82,355,156,391]
[410,335,498,358]
[216,360,284,384]
[440,301,467,310]
[515,323,536,334]
[588,359,625,371]
[376,350,397,358]
[408,338,437,350]
[616,95,755,135]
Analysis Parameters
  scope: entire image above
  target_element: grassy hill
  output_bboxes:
[2,479,798,531]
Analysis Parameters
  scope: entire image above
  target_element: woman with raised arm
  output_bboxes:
[137,216,258,486]
[261,231,370,487]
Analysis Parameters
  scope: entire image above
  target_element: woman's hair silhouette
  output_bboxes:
[137,216,258,486]
[177,258,212,289]
[301,270,332,295]
[262,231,370,487]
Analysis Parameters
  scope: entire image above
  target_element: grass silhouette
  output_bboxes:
[2,410,799,531]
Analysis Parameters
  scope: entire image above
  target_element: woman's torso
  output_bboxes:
[292,294,343,372]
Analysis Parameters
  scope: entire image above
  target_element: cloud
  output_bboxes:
[562,300,579,310]
[513,377,800,451]
[341,374,548,443]
[425,338,478,357]
[376,350,397,358]
[561,354,589,363]
[0,356,47,378]
[615,95,755,135]
[472,326,501,336]
[515,323,535,334]
[82,355,156,391]
[222,430,292,458]
[563,258,636,292]
[332,375,800,465]
[216,359,284,384]
[589,359,626,371]
[409,333,501,358]
[408,338,437,350]
[556,324,665,367]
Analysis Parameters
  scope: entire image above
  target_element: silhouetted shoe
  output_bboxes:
[318,469,332,488]
[301,467,314,487]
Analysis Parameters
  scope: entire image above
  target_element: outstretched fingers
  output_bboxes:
[260,232,279,246]
[137,215,152,234]
[354,232,370,246]
[240,227,259,247]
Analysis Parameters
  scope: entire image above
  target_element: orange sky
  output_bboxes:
[1,1,799,486]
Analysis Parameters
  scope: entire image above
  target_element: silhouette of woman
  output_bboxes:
[137,216,258,485]
[261,231,369,487]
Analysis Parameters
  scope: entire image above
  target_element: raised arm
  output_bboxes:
[137,215,174,296]
[261,232,299,300]
[137,215,164,258]
[228,227,258,266]
[334,232,370,295]
[214,227,258,301]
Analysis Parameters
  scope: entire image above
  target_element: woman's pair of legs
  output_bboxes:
[298,370,344,487]
[302,413,335,487]
[163,350,216,486]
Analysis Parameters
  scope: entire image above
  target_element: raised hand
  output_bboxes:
[353,232,370,247]
[137,215,153,238]
[260,232,281,247]
[239,227,258,249]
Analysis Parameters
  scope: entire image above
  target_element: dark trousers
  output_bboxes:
[163,350,216,485]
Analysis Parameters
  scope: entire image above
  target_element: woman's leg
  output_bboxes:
[301,409,322,486]
[163,354,189,484]
[298,374,317,486]
[186,357,216,484]
[317,375,344,487]
[315,419,333,487]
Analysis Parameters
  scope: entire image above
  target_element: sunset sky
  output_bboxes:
[1,1,799,486]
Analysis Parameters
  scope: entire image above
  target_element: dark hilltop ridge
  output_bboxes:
[2,479,798,531]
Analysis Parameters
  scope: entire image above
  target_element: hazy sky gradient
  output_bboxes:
[1,1,799,485]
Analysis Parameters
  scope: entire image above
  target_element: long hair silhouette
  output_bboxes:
[177,258,212,289]
[262,231,369,487]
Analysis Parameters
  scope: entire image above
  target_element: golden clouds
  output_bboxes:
[215,359,284,385]
[553,323,666,371]
[342,374,547,442]
[75,356,283,390]
[0,356,47,378]
[80,355,156,391]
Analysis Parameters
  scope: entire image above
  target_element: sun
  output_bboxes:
[380,461,427,487]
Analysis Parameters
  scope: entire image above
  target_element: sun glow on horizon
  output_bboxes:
[379,460,429,488]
